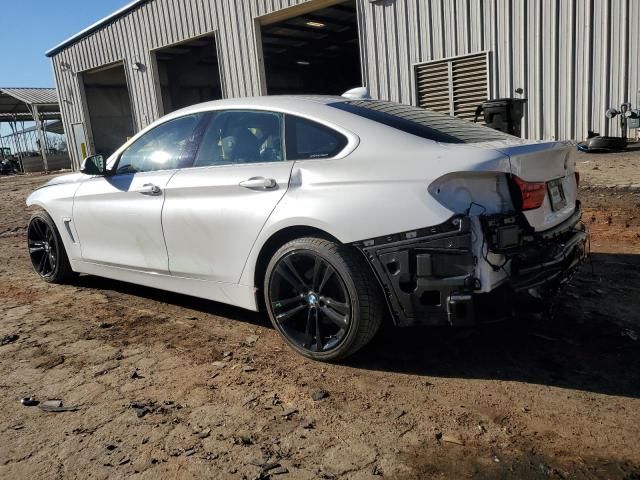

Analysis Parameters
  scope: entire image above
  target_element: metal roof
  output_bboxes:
[0,88,61,122]
[45,0,149,57]
[0,88,58,106]
[0,112,61,121]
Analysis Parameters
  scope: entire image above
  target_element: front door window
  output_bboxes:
[116,114,203,174]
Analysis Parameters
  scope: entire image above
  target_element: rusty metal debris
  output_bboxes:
[39,399,80,413]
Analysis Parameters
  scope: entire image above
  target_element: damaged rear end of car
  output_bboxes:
[352,140,587,327]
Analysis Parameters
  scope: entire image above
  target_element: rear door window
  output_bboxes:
[193,110,284,166]
[285,115,348,160]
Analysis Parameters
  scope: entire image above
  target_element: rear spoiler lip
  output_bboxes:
[492,140,573,158]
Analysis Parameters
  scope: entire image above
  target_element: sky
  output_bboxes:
[0,0,131,136]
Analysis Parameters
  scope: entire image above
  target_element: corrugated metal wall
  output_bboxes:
[51,0,640,169]
[361,0,639,141]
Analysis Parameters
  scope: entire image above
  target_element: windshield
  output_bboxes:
[330,100,515,144]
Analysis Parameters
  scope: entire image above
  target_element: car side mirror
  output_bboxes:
[80,155,106,176]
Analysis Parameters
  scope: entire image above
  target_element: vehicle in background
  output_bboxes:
[0,147,20,175]
[25,96,586,361]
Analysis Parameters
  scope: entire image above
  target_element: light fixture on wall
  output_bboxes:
[305,21,325,28]
[60,62,72,71]
[296,60,311,66]
[133,61,146,72]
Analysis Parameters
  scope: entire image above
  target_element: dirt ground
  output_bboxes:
[575,142,640,188]
[1,167,639,480]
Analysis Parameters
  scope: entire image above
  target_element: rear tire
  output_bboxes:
[27,211,74,284]
[264,237,384,361]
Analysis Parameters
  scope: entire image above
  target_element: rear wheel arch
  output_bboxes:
[253,226,339,307]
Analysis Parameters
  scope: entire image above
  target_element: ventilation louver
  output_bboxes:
[415,53,488,121]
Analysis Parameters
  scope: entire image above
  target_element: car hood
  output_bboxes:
[37,172,86,189]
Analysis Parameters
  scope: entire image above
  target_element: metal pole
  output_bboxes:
[9,120,24,172]
[31,105,49,172]
[9,120,19,158]
[0,129,5,158]
[43,122,52,152]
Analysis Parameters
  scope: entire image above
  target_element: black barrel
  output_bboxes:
[475,98,527,137]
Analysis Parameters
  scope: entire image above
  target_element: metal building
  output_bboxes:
[46,0,640,170]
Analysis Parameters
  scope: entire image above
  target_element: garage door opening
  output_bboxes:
[82,63,134,158]
[154,35,222,115]
[261,0,362,95]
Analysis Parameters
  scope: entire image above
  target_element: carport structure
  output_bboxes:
[0,88,62,172]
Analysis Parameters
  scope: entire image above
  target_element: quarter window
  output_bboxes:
[115,114,202,174]
[285,115,348,160]
[194,110,284,167]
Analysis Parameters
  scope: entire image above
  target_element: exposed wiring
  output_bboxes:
[586,225,594,276]
[466,201,511,275]
[466,201,487,216]
[481,233,510,274]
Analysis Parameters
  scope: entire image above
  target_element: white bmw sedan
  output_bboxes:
[27,96,586,361]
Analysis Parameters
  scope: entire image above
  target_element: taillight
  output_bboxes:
[513,176,546,211]
[574,171,580,188]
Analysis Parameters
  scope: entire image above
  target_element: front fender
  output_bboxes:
[25,181,83,262]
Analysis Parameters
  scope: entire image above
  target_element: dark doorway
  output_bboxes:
[261,0,362,95]
[154,35,222,115]
[82,63,135,158]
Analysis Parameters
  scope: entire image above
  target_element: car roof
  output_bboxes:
[167,95,351,117]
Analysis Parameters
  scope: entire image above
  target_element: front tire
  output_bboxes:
[27,211,74,284]
[264,237,383,361]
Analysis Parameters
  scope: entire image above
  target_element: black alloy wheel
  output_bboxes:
[28,216,58,278]
[27,212,73,283]
[269,251,352,352]
[264,237,383,361]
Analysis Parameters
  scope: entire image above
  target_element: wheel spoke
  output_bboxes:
[44,252,54,275]
[303,306,315,348]
[319,305,348,330]
[37,252,47,274]
[322,297,349,315]
[28,241,46,253]
[49,252,57,269]
[276,264,305,293]
[283,257,308,291]
[317,264,334,294]
[32,220,46,240]
[311,256,322,291]
[314,308,323,352]
[276,303,307,323]
[271,295,304,309]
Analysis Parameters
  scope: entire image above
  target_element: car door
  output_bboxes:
[162,109,293,283]
[73,113,205,272]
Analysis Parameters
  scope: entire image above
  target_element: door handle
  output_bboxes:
[239,177,278,190]
[137,183,162,196]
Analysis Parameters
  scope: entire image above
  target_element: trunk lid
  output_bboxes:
[496,141,578,232]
